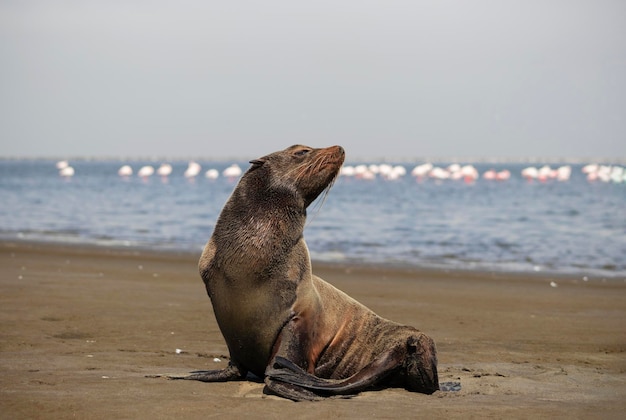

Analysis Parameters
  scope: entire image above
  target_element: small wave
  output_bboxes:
[494,240,517,250]
[309,251,347,262]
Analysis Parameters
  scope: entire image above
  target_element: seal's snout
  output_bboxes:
[314,145,345,170]
[331,145,345,158]
[325,145,345,165]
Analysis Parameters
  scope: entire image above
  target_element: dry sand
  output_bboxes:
[1,241,624,419]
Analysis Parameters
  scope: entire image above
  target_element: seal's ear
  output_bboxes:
[249,158,266,169]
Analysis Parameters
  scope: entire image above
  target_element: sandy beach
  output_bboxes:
[1,241,624,419]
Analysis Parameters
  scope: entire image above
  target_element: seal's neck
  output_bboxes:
[235,169,306,218]
[214,172,306,261]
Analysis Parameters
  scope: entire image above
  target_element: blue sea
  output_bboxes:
[1,159,624,279]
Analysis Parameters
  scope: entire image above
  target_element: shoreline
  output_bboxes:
[1,240,625,418]
[2,238,623,283]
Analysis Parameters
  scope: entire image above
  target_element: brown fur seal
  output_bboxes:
[178,144,439,401]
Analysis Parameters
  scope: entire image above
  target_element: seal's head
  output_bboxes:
[248,145,345,209]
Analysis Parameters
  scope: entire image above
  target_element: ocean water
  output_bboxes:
[0,159,624,279]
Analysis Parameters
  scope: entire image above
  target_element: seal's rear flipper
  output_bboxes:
[267,349,401,397]
[263,379,326,401]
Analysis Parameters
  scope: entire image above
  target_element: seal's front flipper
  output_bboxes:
[169,361,246,382]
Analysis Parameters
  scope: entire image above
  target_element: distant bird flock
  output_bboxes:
[116,162,243,181]
[340,162,625,184]
[55,159,626,184]
[55,160,75,178]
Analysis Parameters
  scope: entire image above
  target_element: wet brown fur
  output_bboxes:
[187,144,439,401]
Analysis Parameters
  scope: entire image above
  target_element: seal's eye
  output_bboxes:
[294,149,311,157]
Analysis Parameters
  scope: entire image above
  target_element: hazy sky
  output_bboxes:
[1,1,625,160]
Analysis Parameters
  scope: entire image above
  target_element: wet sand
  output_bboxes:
[1,241,624,419]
